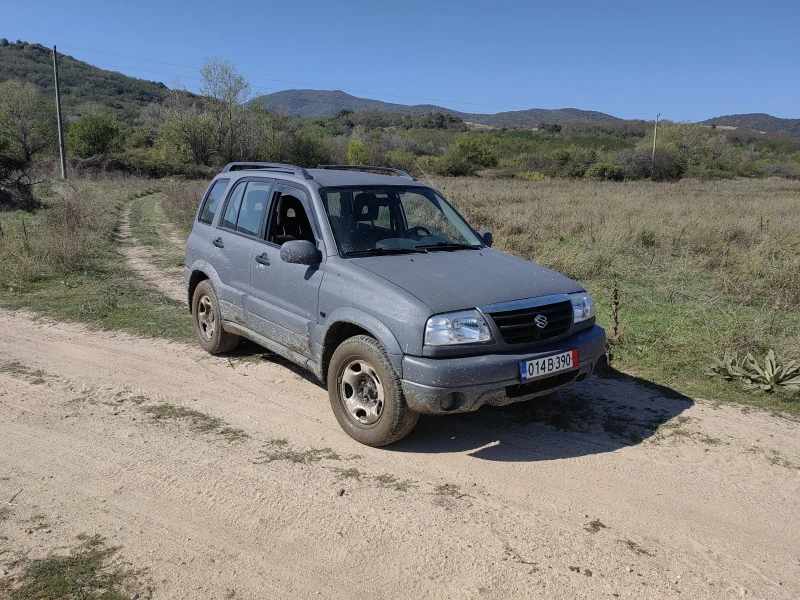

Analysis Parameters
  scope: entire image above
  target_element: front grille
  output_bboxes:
[486,300,573,345]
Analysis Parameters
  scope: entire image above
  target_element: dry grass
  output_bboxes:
[434,176,800,407]
[436,177,800,307]
[160,180,208,235]
[0,177,155,284]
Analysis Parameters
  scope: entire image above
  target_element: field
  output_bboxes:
[436,176,800,410]
[1,174,799,598]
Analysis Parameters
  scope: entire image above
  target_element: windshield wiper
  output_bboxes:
[345,247,429,257]
[414,242,481,251]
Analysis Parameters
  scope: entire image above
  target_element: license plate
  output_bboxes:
[520,350,579,382]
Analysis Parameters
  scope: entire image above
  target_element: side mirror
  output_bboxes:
[478,230,493,247]
[280,240,322,266]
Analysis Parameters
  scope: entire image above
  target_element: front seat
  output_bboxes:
[274,195,315,245]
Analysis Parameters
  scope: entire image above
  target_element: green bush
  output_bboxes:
[586,163,624,181]
[439,134,498,176]
[384,149,417,173]
[67,113,121,158]
[347,139,368,165]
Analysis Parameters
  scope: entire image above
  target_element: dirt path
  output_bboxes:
[1,312,798,599]
[153,196,188,251]
[118,199,186,304]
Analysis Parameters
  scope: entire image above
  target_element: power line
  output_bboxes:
[58,44,664,118]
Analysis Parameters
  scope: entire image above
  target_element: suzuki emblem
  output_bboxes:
[534,314,548,329]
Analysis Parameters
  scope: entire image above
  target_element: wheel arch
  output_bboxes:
[318,309,404,385]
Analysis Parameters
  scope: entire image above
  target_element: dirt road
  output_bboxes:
[1,311,798,599]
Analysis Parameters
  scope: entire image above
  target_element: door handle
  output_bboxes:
[255,253,271,266]
[212,237,224,248]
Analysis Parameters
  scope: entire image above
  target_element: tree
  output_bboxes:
[440,134,498,175]
[67,113,121,158]
[537,122,562,135]
[200,58,251,163]
[347,140,368,165]
[0,79,54,162]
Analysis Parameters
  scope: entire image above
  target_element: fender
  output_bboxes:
[314,306,405,377]
[186,260,227,312]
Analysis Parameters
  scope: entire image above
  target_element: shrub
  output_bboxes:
[67,113,121,158]
[384,149,417,173]
[616,148,685,181]
[439,135,498,176]
[347,139,368,165]
[287,130,331,167]
[586,162,624,181]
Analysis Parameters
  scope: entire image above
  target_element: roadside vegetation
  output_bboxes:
[0,178,192,341]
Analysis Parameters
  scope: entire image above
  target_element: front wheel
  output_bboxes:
[327,335,418,446]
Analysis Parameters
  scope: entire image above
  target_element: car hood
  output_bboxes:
[350,248,583,313]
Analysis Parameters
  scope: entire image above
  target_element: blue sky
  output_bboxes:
[4,0,799,121]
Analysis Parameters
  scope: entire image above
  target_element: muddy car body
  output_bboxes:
[185,163,606,445]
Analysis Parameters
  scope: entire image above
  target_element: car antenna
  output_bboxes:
[413,159,436,188]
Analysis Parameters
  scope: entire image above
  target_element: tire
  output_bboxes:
[192,280,240,354]
[328,335,419,447]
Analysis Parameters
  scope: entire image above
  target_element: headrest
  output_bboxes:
[353,192,380,221]
[277,195,302,225]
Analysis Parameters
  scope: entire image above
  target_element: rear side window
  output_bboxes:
[198,179,230,225]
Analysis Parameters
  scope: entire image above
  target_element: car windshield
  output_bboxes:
[320,186,483,256]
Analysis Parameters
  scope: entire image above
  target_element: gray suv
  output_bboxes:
[185,163,606,446]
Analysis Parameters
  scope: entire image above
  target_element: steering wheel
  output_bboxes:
[403,225,431,239]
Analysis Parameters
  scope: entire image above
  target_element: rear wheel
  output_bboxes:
[192,280,240,354]
[328,335,418,446]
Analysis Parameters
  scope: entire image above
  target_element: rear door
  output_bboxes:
[247,183,325,356]
[205,178,273,323]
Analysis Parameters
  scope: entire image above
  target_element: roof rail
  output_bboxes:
[221,162,313,180]
[316,165,416,181]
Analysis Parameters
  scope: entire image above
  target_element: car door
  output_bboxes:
[205,178,273,324]
[247,183,325,357]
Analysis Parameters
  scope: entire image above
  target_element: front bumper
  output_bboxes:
[401,325,606,414]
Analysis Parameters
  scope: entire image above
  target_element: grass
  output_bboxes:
[436,176,800,413]
[127,192,185,270]
[620,539,654,557]
[3,535,145,600]
[143,403,248,442]
[584,519,608,534]
[373,474,416,492]
[0,178,193,342]
[254,438,341,464]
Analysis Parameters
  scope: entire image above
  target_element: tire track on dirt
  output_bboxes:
[117,197,186,303]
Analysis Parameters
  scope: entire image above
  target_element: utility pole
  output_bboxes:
[651,113,660,170]
[52,45,67,179]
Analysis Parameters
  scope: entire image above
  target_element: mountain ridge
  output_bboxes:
[254,89,622,127]
[700,113,800,138]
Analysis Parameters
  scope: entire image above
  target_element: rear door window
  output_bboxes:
[236,181,271,237]
[221,181,246,230]
[198,178,230,225]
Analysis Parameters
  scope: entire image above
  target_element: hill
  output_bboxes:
[254,89,621,127]
[701,113,800,138]
[0,39,175,124]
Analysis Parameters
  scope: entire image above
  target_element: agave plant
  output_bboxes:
[707,350,800,393]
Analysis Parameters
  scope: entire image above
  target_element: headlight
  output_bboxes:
[424,309,492,346]
[569,292,595,323]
